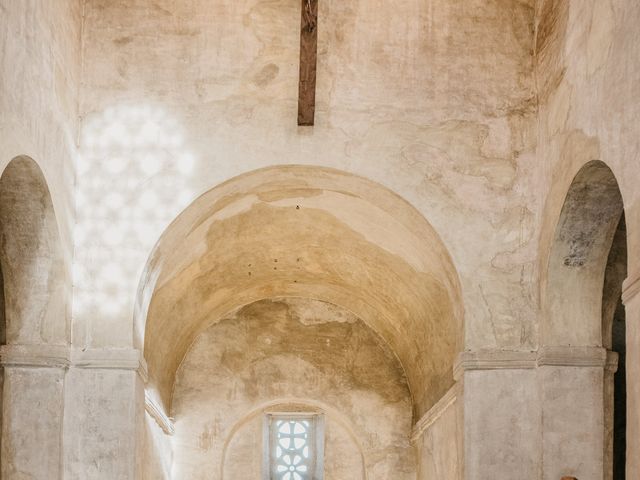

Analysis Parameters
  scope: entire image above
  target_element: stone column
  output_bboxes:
[458,348,614,480]
[0,344,69,480]
[537,347,609,480]
[63,348,146,480]
[622,275,640,480]
[455,351,540,480]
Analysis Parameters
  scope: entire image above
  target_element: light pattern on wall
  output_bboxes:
[75,104,197,344]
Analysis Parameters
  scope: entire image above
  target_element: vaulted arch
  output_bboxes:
[135,165,463,419]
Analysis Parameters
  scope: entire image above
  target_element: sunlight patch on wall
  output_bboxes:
[74,104,197,345]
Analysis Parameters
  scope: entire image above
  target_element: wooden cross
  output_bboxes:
[297,0,318,126]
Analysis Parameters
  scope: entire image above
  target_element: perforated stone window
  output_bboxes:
[264,414,324,480]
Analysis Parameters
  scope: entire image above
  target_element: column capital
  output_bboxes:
[0,344,69,368]
[0,345,148,381]
[536,345,607,368]
[454,346,611,378]
[453,350,537,380]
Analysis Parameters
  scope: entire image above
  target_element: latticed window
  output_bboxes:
[266,414,324,480]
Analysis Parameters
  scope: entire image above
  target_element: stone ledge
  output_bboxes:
[453,350,537,380]
[0,345,148,381]
[145,391,175,435]
[455,346,612,378]
[71,348,148,382]
[0,344,70,368]
[622,272,640,305]
[411,384,458,443]
[537,346,607,367]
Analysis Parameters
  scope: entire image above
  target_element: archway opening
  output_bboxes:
[136,166,464,479]
[545,160,626,479]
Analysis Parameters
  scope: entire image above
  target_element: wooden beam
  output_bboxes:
[297,0,318,126]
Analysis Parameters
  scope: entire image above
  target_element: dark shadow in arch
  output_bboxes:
[603,214,627,479]
[0,155,67,345]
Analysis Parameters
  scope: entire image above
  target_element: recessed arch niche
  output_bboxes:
[543,160,627,478]
[0,156,67,345]
[135,165,464,420]
[543,160,625,346]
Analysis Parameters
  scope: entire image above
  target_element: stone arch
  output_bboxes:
[543,160,625,346]
[135,165,464,420]
[0,156,67,345]
[542,159,628,478]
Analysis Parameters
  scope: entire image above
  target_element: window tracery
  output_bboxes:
[266,414,323,480]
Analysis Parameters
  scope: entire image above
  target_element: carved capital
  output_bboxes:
[537,345,607,368]
[0,345,148,381]
[0,344,70,368]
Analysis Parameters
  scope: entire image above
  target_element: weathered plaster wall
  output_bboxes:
[167,298,415,480]
[2,367,65,479]
[463,368,540,480]
[77,0,538,357]
[63,369,144,479]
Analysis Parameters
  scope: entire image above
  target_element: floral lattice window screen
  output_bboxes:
[266,414,324,480]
